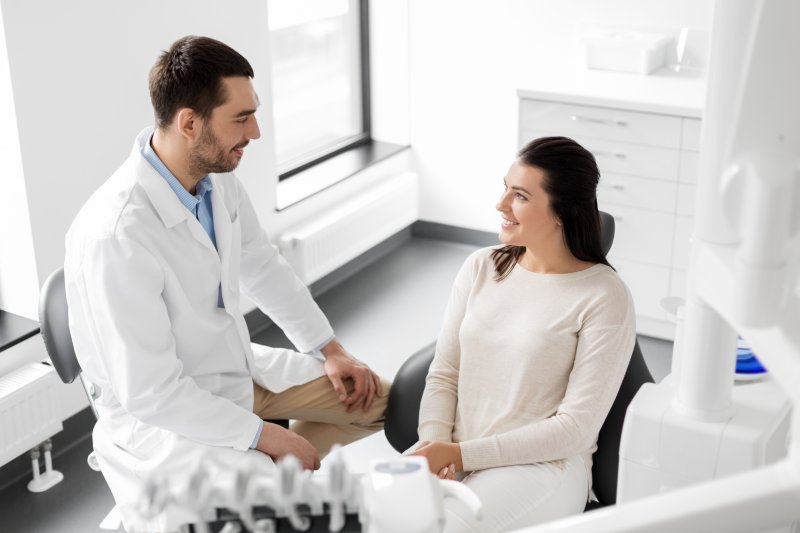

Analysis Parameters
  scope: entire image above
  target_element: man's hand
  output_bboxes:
[409,440,463,476]
[321,339,382,413]
[256,421,320,471]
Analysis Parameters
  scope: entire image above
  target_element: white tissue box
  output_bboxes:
[583,30,673,75]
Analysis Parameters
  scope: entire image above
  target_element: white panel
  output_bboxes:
[520,99,683,148]
[681,117,702,151]
[0,334,89,421]
[604,206,676,267]
[677,183,696,217]
[0,2,39,319]
[611,259,671,320]
[671,268,687,299]
[521,129,680,182]
[279,172,419,284]
[0,362,62,466]
[679,150,700,184]
[598,173,678,214]
[672,215,694,271]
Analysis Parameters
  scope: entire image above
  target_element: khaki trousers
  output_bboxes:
[253,375,391,458]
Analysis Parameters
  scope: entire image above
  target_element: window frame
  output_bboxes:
[275,0,372,182]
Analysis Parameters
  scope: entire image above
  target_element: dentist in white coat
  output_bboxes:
[64,36,389,531]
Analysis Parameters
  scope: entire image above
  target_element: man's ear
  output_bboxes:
[175,108,200,141]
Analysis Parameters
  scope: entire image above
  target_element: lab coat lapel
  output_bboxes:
[135,152,218,255]
[211,179,235,311]
[210,177,260,378]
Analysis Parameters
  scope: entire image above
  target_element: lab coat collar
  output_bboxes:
[132,128,190,230]
[210,180,232,261]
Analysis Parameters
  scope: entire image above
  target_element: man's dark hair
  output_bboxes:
[149,35,254,128]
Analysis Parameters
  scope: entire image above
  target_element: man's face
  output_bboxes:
[189,76,261,175]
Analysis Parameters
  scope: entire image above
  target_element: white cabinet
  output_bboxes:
[518,97,701,340]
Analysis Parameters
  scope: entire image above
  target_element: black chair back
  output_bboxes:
[599,211,614,257]
[385,345,435,453]
[39,267,82,384]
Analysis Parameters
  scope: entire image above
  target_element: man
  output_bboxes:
[64,35,389,530]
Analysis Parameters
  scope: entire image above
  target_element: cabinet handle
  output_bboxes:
[612,215,625,222]
[571,115,628,127]
[600,183,626,191]
[593,150,628,160]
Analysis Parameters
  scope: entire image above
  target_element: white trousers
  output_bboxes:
[443,455,589,533]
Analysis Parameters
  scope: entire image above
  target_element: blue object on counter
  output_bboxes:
[736,336,767,375]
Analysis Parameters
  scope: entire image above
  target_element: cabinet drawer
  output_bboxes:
[681,118,702,151]
[597,173,677,214]
[679,151,699,184]
[676,183,696,217]
[520,131,681,182]
[604,206,675,267]
[612,259,671,320]
[672,215,693,271]
[519,99,683,149]
[670,268,687,299]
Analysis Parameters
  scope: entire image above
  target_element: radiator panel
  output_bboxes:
[279,172,419,284]
[0,363,63,466]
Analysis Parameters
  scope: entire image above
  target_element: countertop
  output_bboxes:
[0,310,39,353]
[517,64,706,118]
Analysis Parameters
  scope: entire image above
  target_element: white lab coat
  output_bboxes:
[64,128,332,531]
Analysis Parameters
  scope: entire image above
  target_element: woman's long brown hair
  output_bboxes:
[492,137,612,281]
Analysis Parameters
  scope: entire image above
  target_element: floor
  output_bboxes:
[0,235,674,533]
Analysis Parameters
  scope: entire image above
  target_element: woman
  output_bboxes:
[410,137,636,532]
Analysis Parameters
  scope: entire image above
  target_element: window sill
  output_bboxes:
[275,140,409,211]
[0,310,39,353]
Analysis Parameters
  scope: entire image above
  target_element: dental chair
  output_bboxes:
[383,211,655,510]
[39,267,119,529]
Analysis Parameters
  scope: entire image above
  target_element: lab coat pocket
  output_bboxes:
[128,420,171,459]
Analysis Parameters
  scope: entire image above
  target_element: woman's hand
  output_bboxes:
[437,463,456,480]
[409,440,463,476]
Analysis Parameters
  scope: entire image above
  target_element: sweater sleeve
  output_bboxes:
[417,252,479,443]
[459,285,636,471]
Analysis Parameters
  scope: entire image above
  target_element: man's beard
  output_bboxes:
[188,125,242,176]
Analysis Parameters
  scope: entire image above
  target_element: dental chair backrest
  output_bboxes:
[39,268,80,384]
[384,211,655,508]
[39,267,100,418]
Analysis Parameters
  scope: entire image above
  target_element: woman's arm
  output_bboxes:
[417,252,479,443]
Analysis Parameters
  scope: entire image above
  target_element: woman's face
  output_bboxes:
[496,161,562,249]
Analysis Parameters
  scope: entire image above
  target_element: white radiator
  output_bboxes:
[279,172,419,284]
[0,362,63,467]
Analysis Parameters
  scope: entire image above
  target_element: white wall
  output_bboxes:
[409,0,714,232]
[0,0,409,319]
[0,1,39,318]
[0,0,713,319]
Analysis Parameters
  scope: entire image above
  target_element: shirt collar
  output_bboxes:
[141,130,213,212]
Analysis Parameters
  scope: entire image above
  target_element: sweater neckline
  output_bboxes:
[511,262,608,282]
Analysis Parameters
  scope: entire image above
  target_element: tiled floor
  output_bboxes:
[0,235,675,532]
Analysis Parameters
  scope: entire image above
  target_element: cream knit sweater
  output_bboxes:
[418,247,636,475]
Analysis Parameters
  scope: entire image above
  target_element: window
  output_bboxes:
[268,0,370,179]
